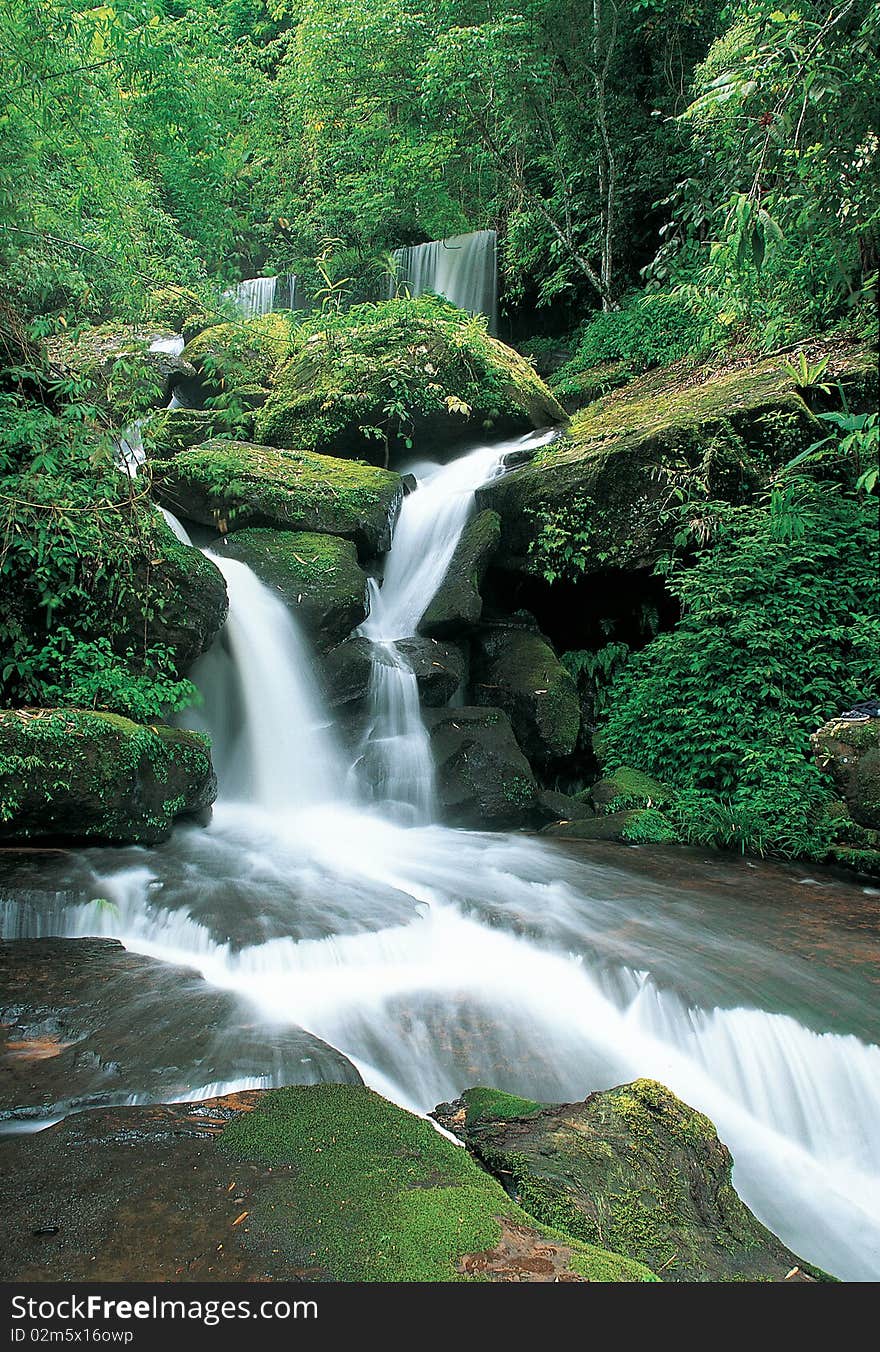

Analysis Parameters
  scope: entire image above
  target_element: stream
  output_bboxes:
[2,431,879,1281]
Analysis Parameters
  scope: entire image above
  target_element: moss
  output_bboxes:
[147,407,215,460]
[419,509,500,637]
[218,1084,654,1283]
[461,1087,544,1125]
[0,708,215,844]
[182,311,298,387]
[586,766,674,813]
[254,297,565,462]
[472,626,580,763]
[153,439,403,556]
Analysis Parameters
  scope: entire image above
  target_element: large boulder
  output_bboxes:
[181,312,298,407]
[152,440,403,557]
[423,705,539,828]
[142,515,229,669]
[46,325,195,414]
[0,709,216,845]
[254,298,565,462]
[222,528,368,652]
[419,509,500,637]
[433,1080,827,1282]
[0,938,358,1124]
[472,623,580,764]
[479,345,875,580]
[322,635,464,708]
[147,407,215,460]
[0,1085,655,1283]
[812,716,880,830]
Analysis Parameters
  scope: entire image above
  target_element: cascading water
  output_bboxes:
[224,274,303,320]
[392,230,498,332]
[3,439,880,1280]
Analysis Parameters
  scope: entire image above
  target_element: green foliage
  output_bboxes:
[598,485,880,857]
[554,291,709,395]
[562,643,632,719]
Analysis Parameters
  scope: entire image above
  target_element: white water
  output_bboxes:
[392,230,498,332]
[224,275,302,320]
[8,429,880,1279]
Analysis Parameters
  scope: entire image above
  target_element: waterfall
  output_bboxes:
[392,230,498,332]
[224,274,303,320]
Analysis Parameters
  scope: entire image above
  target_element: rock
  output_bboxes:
[46,324,196,413]
[533,789,594,825]
[147,406,215,460]
[472,624,580,764]
[419,509,500,637]
[542,808,677,844]
[181,311,297,395]
[0,709,216,845]
[152,439,403,557]
[221,528,368,653]
[322,636,465,708]
[0,938,359,1124]
[585,765,673,813]
[144,286,206,333]
[254,299,566,461]
[142,514,229,669]
[432,1080,828,1283]
[479,345,876,579]
[423,706,539,828]
[0,1085,655,1283]
[812,716,880,830]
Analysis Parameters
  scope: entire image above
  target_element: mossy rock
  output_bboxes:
[137,514,229,670]
[433,1078,829,1282]
[217,1083,655,1282]
[222,528,368,653]
[812,717,880,831]
[471,623,580,764]
[479,344,875,578]
[46,324,196,414]
[422,705,539,828]
[419,509,501,638]
[542,807,677,844]
[0,709,216,845]
[152,439,403,557]
[147,407,216,460]
[585,765,674,813]
[533,789,595,826]
[181,311,298,392]
[254,297,565,462]
[143,287,206,334]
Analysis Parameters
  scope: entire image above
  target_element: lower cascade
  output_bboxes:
[3,434,879,1282]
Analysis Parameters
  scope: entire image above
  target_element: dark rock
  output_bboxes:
[472,624,580,764]
[0,938,359,1124]
[423,706,539,828]
[0,710,216,845]
[541,809,676,844]
[419,509,500,637]
[395,637,466,706]
[533,790,594,825]
[222,528,368,652]
[432,1080,828,1283]
[153,439,403,557]
[322,637,464,709]
[143,514,229,669]
[812,717,880,830]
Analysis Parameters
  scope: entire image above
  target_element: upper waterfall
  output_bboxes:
[391,230,498,332]
[223,274,306,320]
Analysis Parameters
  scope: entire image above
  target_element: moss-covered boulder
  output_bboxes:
[423,705,539,828]
[181,311,297,394]
[543,808,678,844]
[812,717,880,831]
[217,1083,654,1281]
[46,324,195,414]
[433,1080,826,1283]
[322,636,465,708]
[584,765,674,813]
[419,509,500,638]
[254,297,565,462]
[222,528,368,652]
[533,789,595,825]
[472,624,580,764]
[0,709,216,845]
[152,440,403,557]
[147,407,215,461]
[140,515,229,670]
[479,345,875,578]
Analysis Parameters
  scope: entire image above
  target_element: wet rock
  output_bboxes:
[222,528,368,652]
[140,513,228,669]
[0,1085,653,1283]
[147,406,215,459]
[0,938,359,1125]
[321,636,465,709]
[432,1080,828,1282]
[419,509,500,637]
[533,789,594,825]
[423,706,539,828]
[472,623,580,764]
[153,439,403,557]
[542,808,677,844]
[47,324,196,412]
[812,716,880,830]
[0,710,216,846]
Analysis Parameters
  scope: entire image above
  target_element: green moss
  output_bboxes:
[461,1087,544,1125]
[182,311,298,386]
[218,1084,655,1283]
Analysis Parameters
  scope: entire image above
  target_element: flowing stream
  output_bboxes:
[3,431,879,1280]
